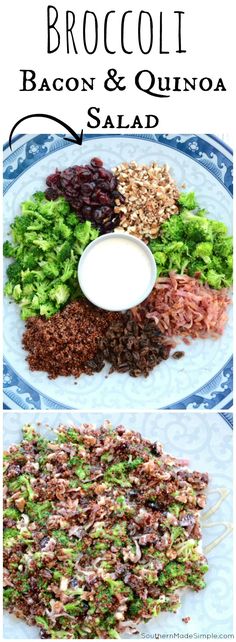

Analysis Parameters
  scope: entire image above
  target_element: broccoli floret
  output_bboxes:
[104,460,141,487]
[37,200,60,218]
[104,462,130,487]
[168,503,183,516]
[160,215,185,242]
[187,260,207,278]
[206,269,224,289]
[33,191,45,202]
[214,236,233,258]
[6,261,22,285]
[4,281,13,296]
[188,574,207,590]
[193,241,213,264]
[3,587,20,606]
[165,241,187,255]
[3,240,16,258]
[61,258,76,282]
[3,507,20,520]
[22,269,45,284]
[4,194,100,319]
[3,528,19,548]
[11,215,32,242]
[210,219,228,237]
[211,255,224,273]
[158,562,185,586]
[170,526,185,543]
[32,237,54,252]
[40,302,58,318]
[49,283,70,306]
[41,261,60,279]
[31,294,45,310]
[106,629,120,639]
[128,598,143,616]
[74,221,99,253]
[178,191,199,210]
[8,474,35,500]
[57,240,72,262]
[150,199,232,291]
[22,424,37,441]
[67,212,79,227]
[152,251,167,267]
[53,219,72,240]
[52,530,71,546]
[89,225,100,242]
[21,199,39,214]
[51,631,73,639]
[12,284,22,301]
[50,196,70,216]
[74,462,91,480]
[21,307,36,321]
[26,500,52,522]
[35,616,50,630]
[175,538,200,561]
[22,284,35,298]
[182,212,213,242]
[195,208,207,217]
[20,250,41,270]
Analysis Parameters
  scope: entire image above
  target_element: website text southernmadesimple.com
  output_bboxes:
[140,634,234,640]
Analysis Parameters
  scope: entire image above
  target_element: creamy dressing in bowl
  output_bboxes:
[78,232,157,311]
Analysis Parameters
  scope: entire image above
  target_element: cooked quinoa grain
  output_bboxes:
[3,422,209,639]
[22,300,119,379]
[113,161,180,241]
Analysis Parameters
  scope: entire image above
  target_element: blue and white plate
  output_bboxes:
[3,411,233,637]
[3,134,233,410]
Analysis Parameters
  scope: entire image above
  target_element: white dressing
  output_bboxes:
[78,233,156,311]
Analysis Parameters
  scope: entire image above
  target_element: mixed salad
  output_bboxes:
[3,422,209,639]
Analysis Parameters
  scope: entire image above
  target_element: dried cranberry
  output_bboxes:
[44,187,58,201]
[81,600,89,611]
[113,190,125,203]
[80,182,95,194]
[45,158,124,231]
[94,209,105,223]
[6,464,21,478]
[146,501,161,511]
[90,157,103,167]
[97,193,111,205]
[98,168,111,179]
[40,537,50,549]
[97,181,111,192]
[100,206,113,216]
[46,171,61,188]
[82,206,92,216]
[110,176,117,190]
[79,169,93,181]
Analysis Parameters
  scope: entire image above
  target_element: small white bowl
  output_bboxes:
[78,232,157,311]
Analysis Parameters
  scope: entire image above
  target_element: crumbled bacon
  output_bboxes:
[133,272,231,340]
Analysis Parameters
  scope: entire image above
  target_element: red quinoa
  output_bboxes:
[22,300,119,379]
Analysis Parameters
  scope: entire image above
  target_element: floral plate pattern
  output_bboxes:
[3,134,233,410]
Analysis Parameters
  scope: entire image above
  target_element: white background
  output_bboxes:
[1,0,235,137]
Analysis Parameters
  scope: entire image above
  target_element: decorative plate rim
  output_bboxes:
[3,133,233,410]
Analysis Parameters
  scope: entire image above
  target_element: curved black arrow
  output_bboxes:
[9,113,83,150]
